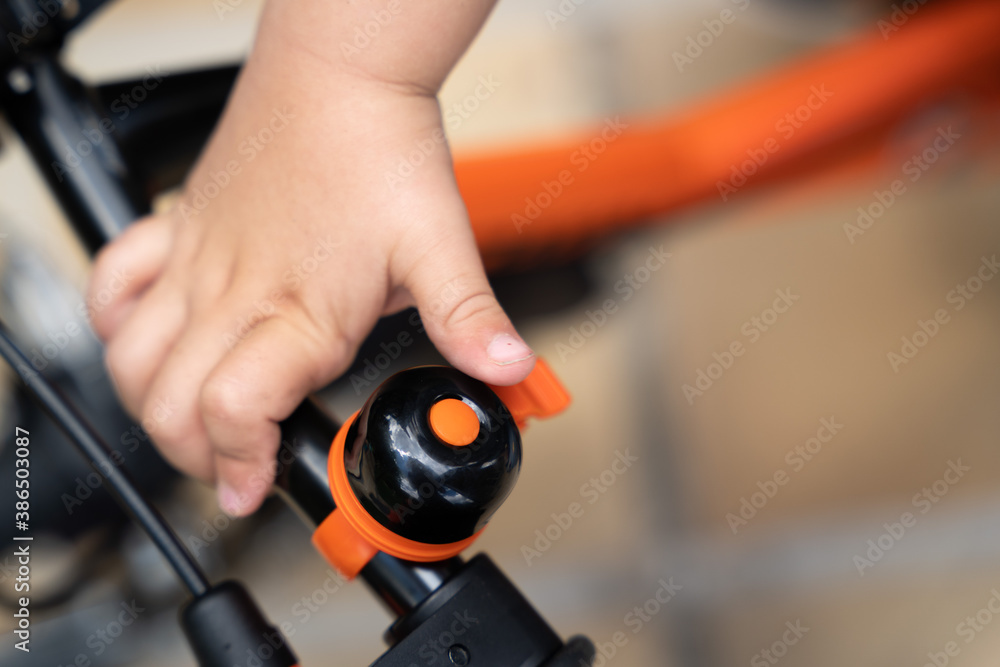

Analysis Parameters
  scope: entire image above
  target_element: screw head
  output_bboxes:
[448,644,470,666]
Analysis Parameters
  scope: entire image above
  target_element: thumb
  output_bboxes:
[404,232,535,387]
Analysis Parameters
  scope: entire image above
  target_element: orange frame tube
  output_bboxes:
[455,0,1000,270]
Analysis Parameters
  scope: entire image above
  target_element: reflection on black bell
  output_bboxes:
[342,366,522,545]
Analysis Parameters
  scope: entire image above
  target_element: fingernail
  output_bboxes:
[218,482,242,517]
[487,333,534,366]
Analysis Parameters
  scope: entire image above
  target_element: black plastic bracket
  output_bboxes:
[375,554,593,667]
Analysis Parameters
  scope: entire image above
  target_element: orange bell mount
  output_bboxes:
[312,359,570,579]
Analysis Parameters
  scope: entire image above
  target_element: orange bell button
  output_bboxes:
[429,398,481,446]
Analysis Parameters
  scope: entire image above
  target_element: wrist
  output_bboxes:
[253,0,496,98]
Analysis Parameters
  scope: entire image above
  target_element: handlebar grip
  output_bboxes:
[180,581,297,667]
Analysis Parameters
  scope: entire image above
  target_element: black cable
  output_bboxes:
[0,320,209,597]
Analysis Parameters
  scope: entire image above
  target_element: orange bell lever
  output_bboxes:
[311,359,570,580]
[488,358,571,428]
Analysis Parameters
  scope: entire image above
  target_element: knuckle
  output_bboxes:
[438,291,498,331]
[199,374,253,427]
[322,328,354,372]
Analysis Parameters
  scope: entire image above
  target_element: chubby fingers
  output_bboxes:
[200,315,354,516]
[89,216,176,342]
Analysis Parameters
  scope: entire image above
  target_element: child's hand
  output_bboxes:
[86,0,527,516]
